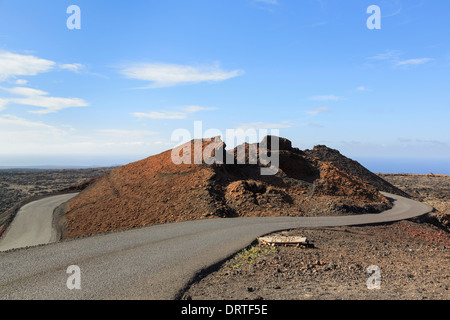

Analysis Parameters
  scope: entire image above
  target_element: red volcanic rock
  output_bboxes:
[61,137,391,239]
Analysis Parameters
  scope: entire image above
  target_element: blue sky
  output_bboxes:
[0,0,449,173]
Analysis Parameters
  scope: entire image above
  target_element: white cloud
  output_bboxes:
[132,111,188,120]
[367,50,433,68]
[306,122,323,128]
[0,114,67,150]
[0,114,60,131]
[14,96,89,114]
[254,0,278,4]
[382,0,402,18]
[356,86,373,92]
[121,62,243,88]
[59,63,85,73]
[309,95,343,101]
[396,58,433,66]
[98,129,159,138]
[0,86,89,114]
[15,79,28,85]
[368,50,402,62]
[235,121,292,130]
[252,0,279,12]
[0,114,168,157]
[132,105,215,120]
[0,51,89,114]
[0,98,9,111]
[3,86,47,96]
[306,106,330,116]
[0,51,55,81]
[179,105,217,113]
[96,129,160,146]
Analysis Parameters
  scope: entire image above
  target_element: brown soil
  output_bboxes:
[61,137,391,239]
[184,221,450,300]
[183,174,450,300]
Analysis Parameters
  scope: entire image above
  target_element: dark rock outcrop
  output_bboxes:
[304,145,410,198]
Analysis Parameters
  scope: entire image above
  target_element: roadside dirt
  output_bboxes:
[184,174,450,300]
[184,221,449,300]
[0,163,448,300]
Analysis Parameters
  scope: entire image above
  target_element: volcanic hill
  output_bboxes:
[60,136,395,239]
[304,145,409,198]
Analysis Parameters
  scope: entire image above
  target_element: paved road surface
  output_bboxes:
[0,192,433,300]
[0,193,78,252]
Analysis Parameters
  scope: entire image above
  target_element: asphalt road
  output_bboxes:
[0,193,78,252]
[0,192,433,300]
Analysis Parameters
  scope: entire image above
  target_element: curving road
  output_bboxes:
[0,193,78,252]
[0,192,433,300]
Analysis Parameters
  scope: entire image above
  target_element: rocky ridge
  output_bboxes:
[61,136,392,239]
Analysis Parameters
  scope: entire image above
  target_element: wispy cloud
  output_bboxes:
[132,111,187,120]
[15,79,28,85]
[0,114,67,149]
[4,86,47,97]
[397,138,450,149]
[253,0,278,4]
[305,122,323,128]
[367,50,433,68]
[0,86,89,114]
[97,129,159,139]
[0,51,55,81]
[0,114,62,132]
[121,62,243,88]
[309,95,343,101]
[179,105,217,113]
[305,21,328,28]
[383,0,403,18]
[396,58,433,66]
[0,51,90,114]
[0,114,169,156]
[235,121,292,130]
[251,0,280,13]
[0,98,9,111]
[59,63,85,73]
[368,50,402,62]
[0,51,86,80]
[132,105,215,120]
[306,106,330,116]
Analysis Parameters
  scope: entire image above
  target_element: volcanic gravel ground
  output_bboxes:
[184,221,449,300]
